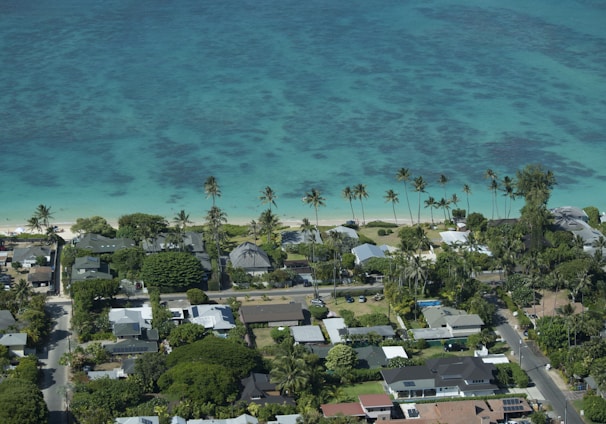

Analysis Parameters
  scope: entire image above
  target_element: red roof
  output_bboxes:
[359,393,392,408]
[321,402,365,417]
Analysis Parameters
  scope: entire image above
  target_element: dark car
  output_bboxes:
[345,295,354,303]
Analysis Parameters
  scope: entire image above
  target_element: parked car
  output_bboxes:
[345,295,354,303]
[310,298,325,306]
[358,295,367,303]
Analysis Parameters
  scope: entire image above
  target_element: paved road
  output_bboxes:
[494,303,583,424]
[41,300,72,424]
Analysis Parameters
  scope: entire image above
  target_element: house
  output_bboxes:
[75,233,136,254]
[109,308,149,338]
[189,304,236,335]
[239,372,295,406]
[282,260,313,283]
[12,246,51,268]
[347,325,396,341]
[267,415,302,424]
[322,394,393,420]
[71,256,112,281]
[0,310,16,331]
[105,339,158,355]
[329,225,358,240]
[0,251,9,267]
[142,231,205,253]
[229,242,272,275]
[381,357,497,399]
[239,303,304,327]
[402,397,532,424]
[280,228,322,247]
[323,318,348,344]
[382,346,408,361]
[351,243,385,265]
[0,332,28,357]
[187,414,258,424]
[27,266,53,286]
[552,207,605,255]
[421,306,483,337]
[115,417,159,424]
[290,325,325,344]
[355,345,388,369]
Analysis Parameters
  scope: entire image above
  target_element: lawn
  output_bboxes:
[251,327,276,350]
[338,381,387,401]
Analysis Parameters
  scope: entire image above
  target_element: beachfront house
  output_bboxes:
[229,242,272,276]
[12,246,51,269]
[142,231,205,253]
[74,233,136,254]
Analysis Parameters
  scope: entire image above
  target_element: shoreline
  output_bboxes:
[0,214,427,242]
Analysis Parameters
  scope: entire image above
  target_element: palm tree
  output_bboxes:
[341,186,356,221]
[301,217,318,296]
[413,176,427,227]
[258,209,280,244]
[384,189,399,224]
[438,174,449,201]
[205,206,227,282]
[396,168,415,225]
[327,230,344,301]
[13,279,31,304]
[204,176,221,206]
[424,196,436,226]
[501,176,515,218]
[259,186,277,212]
[353,184,368,225]
[462,184,472,217]
[249,219,258,243]
[34,204,53,229]
[26,216,42,234]
[484,169,498,219]
[303,189,326,228]
[437,197,449,223]
[173,209,192,231]
[270,346,310,396]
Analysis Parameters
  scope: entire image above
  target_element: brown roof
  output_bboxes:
[239,303,304,324]
[359,393,392,408]
[412,398,531,424]
[321,402,365,417]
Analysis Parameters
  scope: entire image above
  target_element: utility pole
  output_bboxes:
[519,338,523,370]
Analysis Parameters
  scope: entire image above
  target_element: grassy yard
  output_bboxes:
[338,381,386,402]
[251,327,276,350]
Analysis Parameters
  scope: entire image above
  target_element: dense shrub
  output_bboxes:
[366,221,398,228]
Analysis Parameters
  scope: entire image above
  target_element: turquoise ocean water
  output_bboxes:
[1,0,605,227]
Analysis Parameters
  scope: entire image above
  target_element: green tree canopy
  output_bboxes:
[117,213,168,242]
[166,337,263,378]
[325,344,358,372]
[71,216,116,237]
[140,252,204,292]
[0,378,48,424]
[158,362,238,406]
[112,247,145,277]
[168,323,207,347]
[186,288,209,305]
[71,378,143,423]
[133,352,168,393]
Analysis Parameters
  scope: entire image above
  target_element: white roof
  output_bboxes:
[440,230,469,245]
[189,304,236,330]
[0,332,27,346]
[351,243,386,264]
[267,415,302,424]
[330,226,358,239]
[290,325,325,343]
[115,417,159,424]
[323,317,347,344]
[382,345,408,359]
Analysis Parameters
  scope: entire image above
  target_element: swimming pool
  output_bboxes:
[417,300,442,308]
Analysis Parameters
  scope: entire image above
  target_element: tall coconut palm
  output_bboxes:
[205,205,227,281]
[449,193,460,221]
[462,184,472,217]
[259,186,277,212]
[484,169,498,219]
[301,217,318,296]
[501,176,515,218]
[438,174,449,201]
[384,189,399,224]
[413,176,427,227]
[173,209,192,231]
[341,186,356,221]
[270,346,310,396]
[327,230,344,301]
[26,216,42,234]
[353,183,368,225]
[396,168,415,225]
[249,219,258,243]
[303,189,326,228]
[437,198,449,223]
[204,176,221,206]
[424,196,436,226]
[258,209,280,244]
[34,204,53,229]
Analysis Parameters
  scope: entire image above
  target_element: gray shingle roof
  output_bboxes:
[229,242,271,270]
[239,303,303,324]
